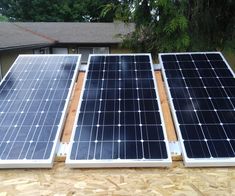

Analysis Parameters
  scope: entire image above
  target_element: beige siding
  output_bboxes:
[110,45,132,54]
[223,51,235,71]
[0,49,33,77]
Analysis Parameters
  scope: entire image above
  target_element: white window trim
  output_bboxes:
[78,47,109,64]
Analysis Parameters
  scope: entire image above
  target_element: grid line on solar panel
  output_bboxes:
[160,52,235,167]
[0,55,80,168]
[66,54,171,167]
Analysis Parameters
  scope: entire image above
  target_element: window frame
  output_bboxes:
[52,47,68,54]
[78,47,109,64]
[33,47,50,54]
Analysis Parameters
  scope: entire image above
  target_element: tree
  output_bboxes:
[0,0,234,54]
[187,0,235,51]
[100,1,133,23]
[102,0,235,54]
[0,0,118,22]
[0,15,8,21]
[103,0,190,55]
[0,0,67,21]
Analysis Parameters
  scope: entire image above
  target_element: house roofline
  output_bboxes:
[0,43,54,52]
[0,42,122,52]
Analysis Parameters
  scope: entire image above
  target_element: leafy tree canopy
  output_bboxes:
[103,0,235,54]
[0,14,8,21]
[0,0,234,56]
[0,0,118,22]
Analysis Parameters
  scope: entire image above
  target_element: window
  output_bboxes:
[52,48,68,54]
[34,47,50,54]
[94,47,109,54]
[78,47,109,64]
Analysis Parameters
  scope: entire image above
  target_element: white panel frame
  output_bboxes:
[0,62,2,81]
[159,51,235,167]
[0,54,81,168]
[66,53,172,168]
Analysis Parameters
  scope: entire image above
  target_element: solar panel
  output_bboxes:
[66,54,171,167]
[0,55,81,168]
[160,52,235,167]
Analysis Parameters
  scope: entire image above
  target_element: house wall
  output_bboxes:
[223,50,235,71]
[110,45,132,54]
[0,49,33,77]
[57,44,132,55]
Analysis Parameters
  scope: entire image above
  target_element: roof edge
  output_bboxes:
[0,43,53,52]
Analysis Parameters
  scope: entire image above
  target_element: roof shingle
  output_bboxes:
[0,22,135,50]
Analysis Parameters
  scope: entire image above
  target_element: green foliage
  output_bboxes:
[104,0,234,55]
[121,0,190,55]
[133,0,151,26]
[0,0,118,22]
[101,2,132,23]
[187,0,235,51]
[0,15,8,21]
[0,0,234,55]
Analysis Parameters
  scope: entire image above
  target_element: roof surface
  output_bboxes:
[0,23,52,50]
[0,22,135,50]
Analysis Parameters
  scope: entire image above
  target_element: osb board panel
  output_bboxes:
[0,162,234,195]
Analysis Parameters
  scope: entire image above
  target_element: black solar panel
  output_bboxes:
[160,52,235,167]
[67,54,171,167]
[0,55,80,168]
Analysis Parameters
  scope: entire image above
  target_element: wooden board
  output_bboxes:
[61,72,85,142]
[0,161,234,195]
[155,71,177,142]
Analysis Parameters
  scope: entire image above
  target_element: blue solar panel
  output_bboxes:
[0,55,81,168]
[160,52,235,167]
[66,54,171,168]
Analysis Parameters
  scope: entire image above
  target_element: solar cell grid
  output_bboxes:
[160,52,235,167]
[67,54,171,167]
[0,55,80,168]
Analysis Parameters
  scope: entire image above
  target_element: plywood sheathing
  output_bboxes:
[0,162,234,195]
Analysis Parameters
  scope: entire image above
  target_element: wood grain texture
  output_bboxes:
[155,71,177,142]
[61,72,85,142]
[0,162,234,195]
